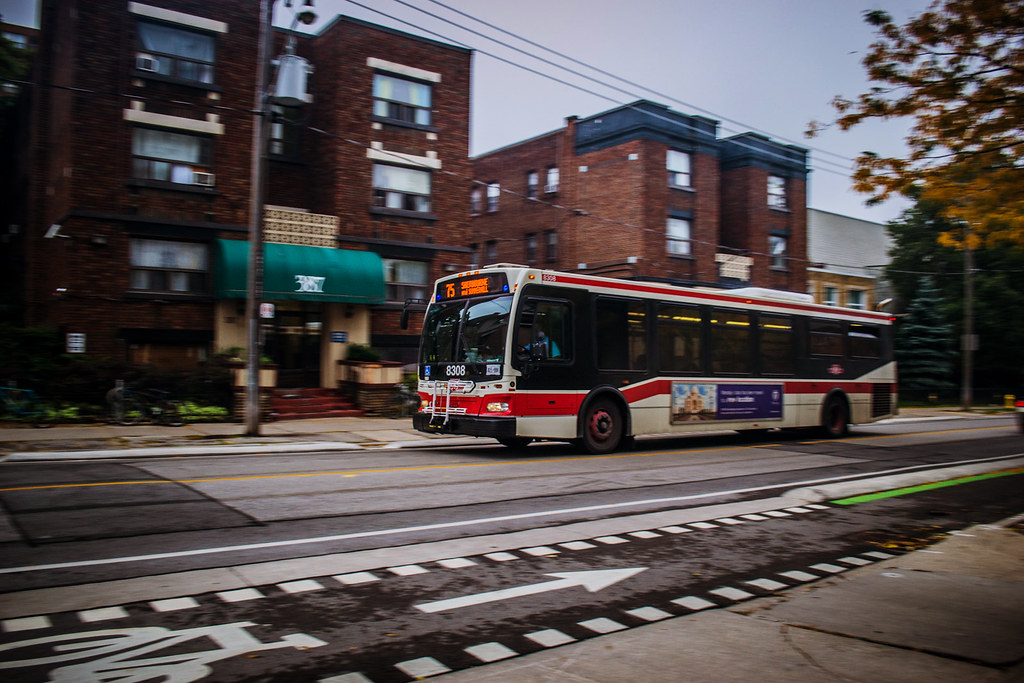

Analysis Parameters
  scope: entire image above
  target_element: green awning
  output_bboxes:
[215,239,385,304]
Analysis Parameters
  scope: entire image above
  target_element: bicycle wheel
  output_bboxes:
[157,399,185,427]
[112,395,145,425]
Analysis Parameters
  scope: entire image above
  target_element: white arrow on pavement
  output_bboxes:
[414,567,647,613]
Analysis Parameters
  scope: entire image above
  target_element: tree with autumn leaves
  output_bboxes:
[811,0,1024,249]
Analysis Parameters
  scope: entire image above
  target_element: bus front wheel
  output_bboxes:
[579,399,623,454]
[820,394,849,438]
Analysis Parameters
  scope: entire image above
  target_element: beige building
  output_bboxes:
[806,209,893,312]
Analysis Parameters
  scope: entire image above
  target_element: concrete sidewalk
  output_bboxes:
[432,515,1024,682]
[0,406,1005,460]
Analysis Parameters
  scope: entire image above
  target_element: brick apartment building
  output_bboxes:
[9,0,472,387]
[471,100,808,292]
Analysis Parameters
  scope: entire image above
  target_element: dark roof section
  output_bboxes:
[574,100,720,156]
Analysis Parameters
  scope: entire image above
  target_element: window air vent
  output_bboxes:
[135,55,159,72]
[192,172,215,187]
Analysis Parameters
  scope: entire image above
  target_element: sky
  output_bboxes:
[4,0,936,224]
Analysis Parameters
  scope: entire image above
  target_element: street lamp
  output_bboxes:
[245,0,315,436]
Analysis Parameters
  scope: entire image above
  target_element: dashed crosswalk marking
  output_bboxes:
[484,551,519,562]
[594,535,629,544]
[78,606,129,622]
[810,562,847,574]
[149,597,198,612]
[689,521,718,529]
[709,586,755,602]
[778,570,819,582]
[714,517,745,525]
[522,545,560,556]
[745,578,788,591]
[395,656,451,678]
[657,525,692,534]
[560,540,598,550]
[2,615,52,632]
[740,514,769,521]
[838,556,873,566]
[334,571,380,585]
[671,596,717,611]
[625,606,673,621]
[388,564,429,576]
[465,641,518,662]
[320,672,373,683]
[526,628,577,647]
[279,579,326,594]
[437,557,477,569]
[763,510,791,517]
[629,530,661,539]
[862,550,895,560]
[579,617,628,634]
[217,588,265,603]
[784,507,815,514]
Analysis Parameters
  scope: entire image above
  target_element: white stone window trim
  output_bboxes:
[366,57,441,83]
[128,2,227,34]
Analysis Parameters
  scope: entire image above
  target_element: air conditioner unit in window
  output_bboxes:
[544,184,559,194]
[135,54,159,72]
[192,172,215,186]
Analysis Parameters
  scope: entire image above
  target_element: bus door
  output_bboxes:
[514,296,578,415]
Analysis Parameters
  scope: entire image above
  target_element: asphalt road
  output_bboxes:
[1,415,1022,681]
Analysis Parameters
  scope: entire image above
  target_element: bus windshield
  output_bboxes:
[420,295,512,367]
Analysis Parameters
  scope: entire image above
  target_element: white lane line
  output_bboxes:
[150,597,199,612]
[2,615,52,632]
[4,457,993,575]
[526,628,576,647]
[78,606,129,622]
[465,642,518,663]
[395,657,451,678]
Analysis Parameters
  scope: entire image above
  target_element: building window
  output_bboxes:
[769,235,788,269]
[373,73,431,126]
[544,229,557,262]
[823,285,839,307]
[269,104,301,157]
[136,21,215,85]
[132,128,212,185]
[545,166,559,193]
[525,233,537,263]
[470,186,483,215]
[487,182,500,212]
[384,259,429,302]
[130,239,208,293]
[847,289,866,310]
[768,175,787,209]
[485,240,497,264]
[667,217,691,256]
[526,171,538,199]
[667,150,691,188]
[373,164,431,213]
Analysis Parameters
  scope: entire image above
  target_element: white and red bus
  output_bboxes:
[410,265,897,453]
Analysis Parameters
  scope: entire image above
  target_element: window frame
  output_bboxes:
[545,166,560,193]
[666,216,692,257]
[372,163,432,215]
[526,170,538,199]
[768,174,787,209]
[129,238,209,295]
[383,258,430,303]
[131,126,213,186]
[769,234,788,270]
[135,19,216,86]
[372,72,432,128]
[667,150,692,188]
[486,182,500,212]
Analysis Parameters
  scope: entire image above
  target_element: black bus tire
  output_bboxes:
[579,398,623,454]
[820,394,849,438]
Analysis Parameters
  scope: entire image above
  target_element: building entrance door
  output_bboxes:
[264,302,323,387]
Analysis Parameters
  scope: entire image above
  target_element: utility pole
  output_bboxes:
[960,229,975,412]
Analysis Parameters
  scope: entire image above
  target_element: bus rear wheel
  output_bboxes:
[820,394,849,438]
[579,399,623,454]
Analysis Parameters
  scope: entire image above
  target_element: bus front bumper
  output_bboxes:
[413,413,518,439]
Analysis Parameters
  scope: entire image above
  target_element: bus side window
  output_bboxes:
[657,303,702,373]
[759,314,795,375]
[809,319,844,357]
[596,297,646,371]
[710,309,752,374]
[849,323,881,358]
[518,299,571,362]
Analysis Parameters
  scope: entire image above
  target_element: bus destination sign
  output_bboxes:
[436,273,509,301]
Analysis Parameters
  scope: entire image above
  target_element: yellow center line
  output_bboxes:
[0,424,1013,493]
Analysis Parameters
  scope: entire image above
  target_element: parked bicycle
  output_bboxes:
[106,386,186,426]
[0,385,53,427]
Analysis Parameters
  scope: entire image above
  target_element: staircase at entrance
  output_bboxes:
[270,388,363,420]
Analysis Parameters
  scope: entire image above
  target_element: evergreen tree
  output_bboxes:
[895,276,956,392]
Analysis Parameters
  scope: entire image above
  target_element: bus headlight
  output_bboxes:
[485,401,510,413]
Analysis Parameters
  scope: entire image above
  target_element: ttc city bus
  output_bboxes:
[409,265,897,453]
